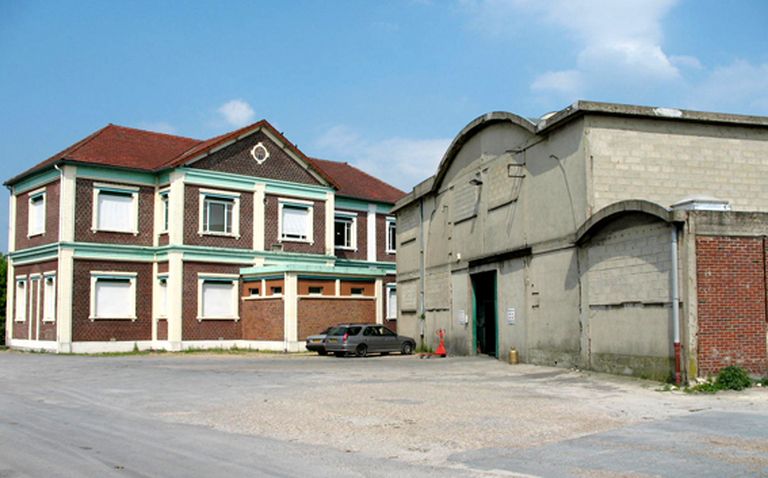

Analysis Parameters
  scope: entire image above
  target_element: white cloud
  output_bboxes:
[670,55,703,70]
[217,99,256,127]
[686,60,768,114]
[462,0,684,97]
[314,125,451,192]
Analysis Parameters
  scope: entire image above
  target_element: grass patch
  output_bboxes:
[685,366,754,394]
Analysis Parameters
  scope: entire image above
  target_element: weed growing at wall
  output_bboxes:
[686,366,753,394]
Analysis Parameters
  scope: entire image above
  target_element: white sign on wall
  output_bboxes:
[456,309,467,325]
[507,307,516,325]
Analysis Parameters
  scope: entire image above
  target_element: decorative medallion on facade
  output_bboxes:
[250,142,270,164]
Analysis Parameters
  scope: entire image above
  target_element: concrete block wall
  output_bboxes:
[588,122,768,213]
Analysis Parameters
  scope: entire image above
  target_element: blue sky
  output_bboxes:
[1,0,767,252]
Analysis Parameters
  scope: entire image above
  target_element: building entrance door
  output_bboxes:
[471,271,497,358]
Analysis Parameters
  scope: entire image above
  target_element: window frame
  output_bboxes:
[89,271,138,320]
[27,188,46,237]
[91,183,140,235]
[198,189,240,238]
[197,273,240,321]
[278,198,314,244]
[159,190,170,234]
[385,217,396,254]
[386,284,397,319]
[42,272,56,323]
[334,211,357,250]
[15,276,27,322]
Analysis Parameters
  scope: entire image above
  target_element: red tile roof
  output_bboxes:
[309,158,406,204]
[8,122,404,204]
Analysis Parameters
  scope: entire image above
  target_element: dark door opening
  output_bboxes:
[472,271,497,358]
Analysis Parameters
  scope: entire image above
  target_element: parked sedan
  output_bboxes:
[305,327,332,355]
[324,324,416,357]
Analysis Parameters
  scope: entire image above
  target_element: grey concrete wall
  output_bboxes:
[586,116,768,213]
[583,214,674,380]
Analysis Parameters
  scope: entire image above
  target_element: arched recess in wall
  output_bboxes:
[575,200,681,380]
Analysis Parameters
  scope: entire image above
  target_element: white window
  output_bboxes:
[92,184,139,234]
[334,212,357,250]
[386,218,396,253]
[197,274,239,320]
[157,277,168,318]
[198,189,240,237]
[43,274,56,322]
[279,199,313,242]
[28,190,46,236]
[387,285,397,319]
[89,272,137,320]
[160,191,169,233]
[15,278,27,322]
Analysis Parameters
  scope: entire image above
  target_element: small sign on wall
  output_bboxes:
[506,307,516,325]
[456,309,467,325]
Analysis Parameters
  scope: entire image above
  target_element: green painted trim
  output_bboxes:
[69,242,158,262]
[76,165,156,186]
[181,167,333,200]
[243,275,283,282]
[335,258,396,272]
[13,168,60,194]
[8,243,59,263]
[335,197,393,213]
[158,171,171,185]
[240,263,387,277]
[300,275,374,282]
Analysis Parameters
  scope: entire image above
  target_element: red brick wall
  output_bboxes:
[72,260,152,342]
[157,319,168,340]
[265,279,284,296]
[74,179,154,246]
[15,180,60,250]
[191,130,323,186]
[297,298,375,339]
[298,279,335,296]
[242,298,284,340]
[696,236,768,375]
[340,281,374,296]
[157,262,169,274]
[12,261,58,341]
[264,195,326,254]
[376,214,396,262]
[183,185,254,249]
[182,262,245,340]
[334,213,367,261]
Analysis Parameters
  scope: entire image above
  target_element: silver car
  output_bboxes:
[324,324,416,357]
[306,327,332,355]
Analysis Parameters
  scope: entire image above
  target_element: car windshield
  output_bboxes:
[328,326,362,336]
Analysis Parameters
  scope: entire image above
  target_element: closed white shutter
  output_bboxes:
[202,281,234,317]
[15,281,27,322]
[387,287,397,318]
[43,277,56,321]
[29,195,45,235]
[98,192,134,232]
[95,279,133,318]
[158,280,168,318]
[282,206,308,238]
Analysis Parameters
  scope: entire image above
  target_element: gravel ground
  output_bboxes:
[2,351,767,477]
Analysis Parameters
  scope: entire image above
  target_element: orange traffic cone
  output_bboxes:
[434,329,447,357]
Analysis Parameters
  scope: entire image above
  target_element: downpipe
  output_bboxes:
[670,225,681,385]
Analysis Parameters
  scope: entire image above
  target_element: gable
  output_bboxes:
[190,130,325,186]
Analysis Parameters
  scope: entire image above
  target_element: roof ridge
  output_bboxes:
[107,123,202,142]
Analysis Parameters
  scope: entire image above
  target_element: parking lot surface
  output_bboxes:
[1,351,767,477]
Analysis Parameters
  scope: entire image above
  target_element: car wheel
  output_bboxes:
[355,344,368,358]
[401,342,414,355]
[318,350,328,356]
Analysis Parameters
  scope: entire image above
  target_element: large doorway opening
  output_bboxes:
[471,271,497,358]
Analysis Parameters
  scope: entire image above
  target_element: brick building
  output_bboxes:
[5,121,403,353]
[394,101,768,381]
